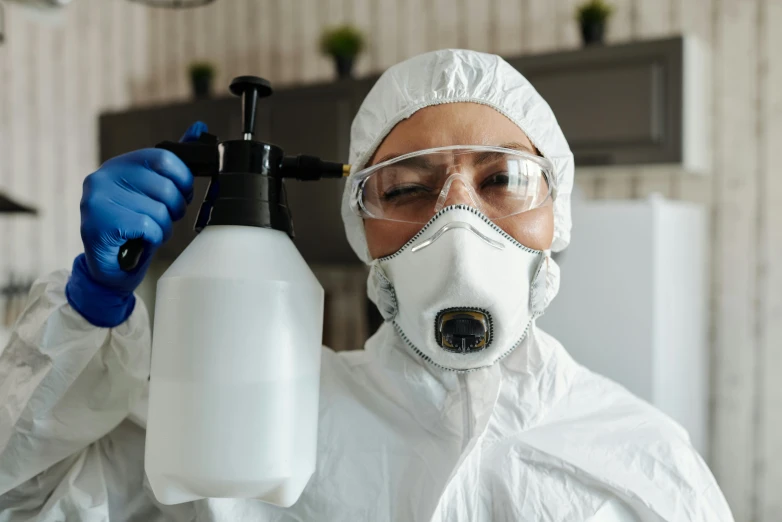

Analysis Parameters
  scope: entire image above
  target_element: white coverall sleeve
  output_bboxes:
[0,270,151,502]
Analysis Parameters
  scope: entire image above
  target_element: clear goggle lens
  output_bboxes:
[350,146,556,224]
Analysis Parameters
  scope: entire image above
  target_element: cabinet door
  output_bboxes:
[267,83,359,265]
[99,97,243,161]
[507,38,684,166]
[349,76,378,116]
[99,110,158,163]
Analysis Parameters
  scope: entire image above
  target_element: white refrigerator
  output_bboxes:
[538,195,709,455]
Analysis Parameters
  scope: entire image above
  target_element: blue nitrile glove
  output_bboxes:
[66,122,208,327]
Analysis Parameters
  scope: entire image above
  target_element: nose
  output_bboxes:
[438,174,480,211]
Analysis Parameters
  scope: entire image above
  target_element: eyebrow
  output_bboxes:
[498,142,537,154]
[468,142,540,169]
[375,152,406,164]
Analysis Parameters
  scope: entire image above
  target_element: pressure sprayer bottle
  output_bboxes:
[117,76,349,507]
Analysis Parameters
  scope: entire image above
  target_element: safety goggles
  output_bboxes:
[350,145,557,224]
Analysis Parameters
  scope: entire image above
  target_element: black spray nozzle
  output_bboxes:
[282,155,350,180]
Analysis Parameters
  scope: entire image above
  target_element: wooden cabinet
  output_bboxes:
[100,97,242,158]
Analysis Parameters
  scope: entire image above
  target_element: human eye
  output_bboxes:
[381,184,433,202]
[480,172,511,189]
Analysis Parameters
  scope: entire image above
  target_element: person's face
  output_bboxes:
[363,102,555,259]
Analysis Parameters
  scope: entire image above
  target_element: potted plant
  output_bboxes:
[319,25,365,79]
[576,0,614,46]
[189,62,216,99]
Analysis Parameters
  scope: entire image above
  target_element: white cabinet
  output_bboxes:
[538,196,709,454]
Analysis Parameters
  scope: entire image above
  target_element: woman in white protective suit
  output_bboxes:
[0,50,733,521]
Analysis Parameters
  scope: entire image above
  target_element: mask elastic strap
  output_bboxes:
[529,254,549,316]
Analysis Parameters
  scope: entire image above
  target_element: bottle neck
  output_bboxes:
[199,140,294,237]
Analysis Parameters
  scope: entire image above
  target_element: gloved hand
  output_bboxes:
[66,122,207,327]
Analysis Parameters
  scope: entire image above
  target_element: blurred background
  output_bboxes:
[0,0,780,520]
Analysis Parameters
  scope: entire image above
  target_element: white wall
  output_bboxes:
[1,0,781,519]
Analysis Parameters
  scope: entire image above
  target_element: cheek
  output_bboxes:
[365,219,424,259]
[365,207,554,258]
[365,208,554,258]
[494,205,554,251]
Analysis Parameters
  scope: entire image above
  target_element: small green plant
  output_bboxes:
[319,25,365,58]
[576,0,614,24]
[189,62,215,80]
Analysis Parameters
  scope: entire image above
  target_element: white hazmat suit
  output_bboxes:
[0,50,733,521]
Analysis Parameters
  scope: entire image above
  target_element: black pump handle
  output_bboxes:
[117,136,220,272]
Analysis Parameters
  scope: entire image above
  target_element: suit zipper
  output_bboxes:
[459,373,472,451]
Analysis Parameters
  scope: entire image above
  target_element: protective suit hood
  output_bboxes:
[342,49,575,263]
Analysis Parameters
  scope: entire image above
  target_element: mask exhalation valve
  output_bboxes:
[436,309,491,354]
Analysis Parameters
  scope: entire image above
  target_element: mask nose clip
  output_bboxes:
[436,309,492,354]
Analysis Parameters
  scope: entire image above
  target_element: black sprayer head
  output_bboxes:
[117,75,350,272]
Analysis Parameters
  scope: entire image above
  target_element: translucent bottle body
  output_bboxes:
[145,226,323,507]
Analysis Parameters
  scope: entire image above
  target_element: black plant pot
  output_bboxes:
[334,55,355,79]
[191,75,213,99]
[580,21,606,46]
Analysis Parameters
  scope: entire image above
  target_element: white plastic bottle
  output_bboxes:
[144,224,324,507]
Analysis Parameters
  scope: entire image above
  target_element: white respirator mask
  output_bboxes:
[367,205,555,371]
